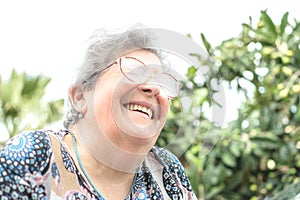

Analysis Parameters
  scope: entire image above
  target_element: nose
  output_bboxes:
[138,83,161,97]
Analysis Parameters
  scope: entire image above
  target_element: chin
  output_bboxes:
[121,132,159,153]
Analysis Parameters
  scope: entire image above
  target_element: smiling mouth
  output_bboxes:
[125,104,154,119]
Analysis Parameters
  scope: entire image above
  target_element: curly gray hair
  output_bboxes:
[63,24,161,128]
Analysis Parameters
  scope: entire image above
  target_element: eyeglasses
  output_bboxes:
[107,56,180,98]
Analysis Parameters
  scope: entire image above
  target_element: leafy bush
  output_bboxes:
[159,10,300,199]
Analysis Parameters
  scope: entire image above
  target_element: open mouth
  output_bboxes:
[124,103,154,119]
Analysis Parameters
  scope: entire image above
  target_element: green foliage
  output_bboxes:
[159,10,300,199]
[0,70,64,146]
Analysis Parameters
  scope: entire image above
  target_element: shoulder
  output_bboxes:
[0,130,57,198]
[150,146,184,170]
[0,130,53,174]
[150,146,193,191]
[0,129,69,174]
[146,147,197,199]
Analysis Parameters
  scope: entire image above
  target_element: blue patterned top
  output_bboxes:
[0,130,197,199]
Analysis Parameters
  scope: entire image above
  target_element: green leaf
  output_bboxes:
[250,136,281,150]
[205,183,225,199]
[221,151,237,167]
[186,66,197,80]
[229,141,241,157]
[201,33,212,55]
[260,10,278,38]
[280,12,289,35]
[292,19,300,36]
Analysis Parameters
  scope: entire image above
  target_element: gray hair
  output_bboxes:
[63,24,160,128]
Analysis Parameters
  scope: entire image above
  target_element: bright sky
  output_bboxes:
[0,0,299,123]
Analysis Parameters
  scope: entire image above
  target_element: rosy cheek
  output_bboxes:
[92,82,113,119]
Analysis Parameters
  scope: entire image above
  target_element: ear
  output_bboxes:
[69,86,88,115]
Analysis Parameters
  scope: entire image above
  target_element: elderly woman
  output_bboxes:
[0,25,197,199]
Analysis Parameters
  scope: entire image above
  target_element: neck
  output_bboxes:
[76,137,136,183]
[68,125,148,173]
[65,131,138,199]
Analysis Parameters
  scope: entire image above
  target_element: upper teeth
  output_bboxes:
[126,104,153,119]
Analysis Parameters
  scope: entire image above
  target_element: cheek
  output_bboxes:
[92,80,116,130]
[159,97,170,120]
[92,77,134,130]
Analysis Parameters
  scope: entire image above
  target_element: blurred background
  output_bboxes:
[0,0,299,199]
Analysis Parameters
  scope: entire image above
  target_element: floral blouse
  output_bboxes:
[0,130,197,199]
